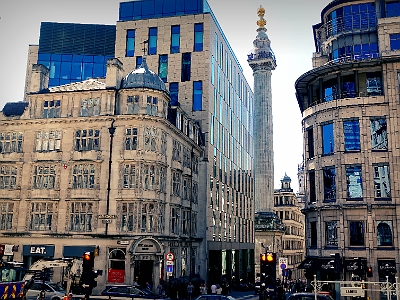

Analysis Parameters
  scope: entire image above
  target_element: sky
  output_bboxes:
[0,0,331,193]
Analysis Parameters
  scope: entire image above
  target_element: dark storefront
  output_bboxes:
[22,244,55,268]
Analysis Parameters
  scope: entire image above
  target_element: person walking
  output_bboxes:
[200,283,207,294]
[187,282,194,300]
[157,282,164,296]
[210,284,217,294]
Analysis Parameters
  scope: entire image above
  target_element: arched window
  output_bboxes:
[108,248,126,283]
[377,222,393,246]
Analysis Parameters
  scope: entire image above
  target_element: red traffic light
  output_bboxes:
[83,252,92,261]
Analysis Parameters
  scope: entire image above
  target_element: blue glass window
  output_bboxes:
[119,0,204,21]
[366,72,382,95]
[93,63,104,78]
[136,56,143,69]
[370,117,388,150]
[60,62,71,80]
[323,78,338,102]
[341,75,356,98]
[346,165,363,199]
[158,54,168,82]
[181,53,191,82]
[126,29,135,57]
[373,165,391,198]
[50,61,61,79]
[344,119,360,151]
[193,81,202,111]
[169,83,179,106]
[82,63,93,80]
[386,1,400,17]
[322,122,334,155]
[171,25,180,53]
[148,27,158,55]
[327,3,376,39]
[390,34,400,50]
[323,166,336,201]
[71,62,82,80]
[194,23,204,52]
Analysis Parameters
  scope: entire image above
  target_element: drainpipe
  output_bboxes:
[106,119,116,236]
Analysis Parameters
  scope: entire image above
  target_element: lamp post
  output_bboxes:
[105,120,116,236]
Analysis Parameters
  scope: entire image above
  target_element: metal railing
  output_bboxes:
[311,275,400,300]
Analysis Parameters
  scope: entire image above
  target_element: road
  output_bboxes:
[230,290,259,300]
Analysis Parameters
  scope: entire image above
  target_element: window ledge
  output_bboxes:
[377,246,395,250]
[374,197,392,201]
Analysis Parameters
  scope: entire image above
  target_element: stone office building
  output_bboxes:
[1,0,255,290]
[296,0,400,296]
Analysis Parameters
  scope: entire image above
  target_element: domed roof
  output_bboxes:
[120,57,169,94]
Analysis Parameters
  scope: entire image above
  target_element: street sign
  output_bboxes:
[166,252,175,261]
[265,286,275,295]
[166,261,174,266]
[166,265,174,273]
[340,287,363,296]
[279,257,288,270]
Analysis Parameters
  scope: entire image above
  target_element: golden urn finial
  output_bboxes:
[257,6,266,28]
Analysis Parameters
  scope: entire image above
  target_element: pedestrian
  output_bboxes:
[211,283,217,294]
[200,283,207,294]
[216,284,222,294]
[157,282,163,296]
[187,282,194,300]
[146,281,152,291]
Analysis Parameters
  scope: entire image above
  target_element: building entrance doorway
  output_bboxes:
[134,260,154,288]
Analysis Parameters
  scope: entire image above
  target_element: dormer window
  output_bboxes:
[176,111,181,130]
[43,100,60,118]
[182,118,188,135]
[189,122,194,139]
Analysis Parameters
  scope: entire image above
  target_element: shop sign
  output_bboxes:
[340,287,362,296]
[4,245,14,256]
[108,268,125,283]
[23,245,55,257]
[378,260,396,273]
[137,241,156,253]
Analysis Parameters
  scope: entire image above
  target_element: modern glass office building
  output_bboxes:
[21,0,255,288]
[296,0,400,297]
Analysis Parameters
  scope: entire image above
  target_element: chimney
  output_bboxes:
[106,58,124,88]
[29,64,49,93]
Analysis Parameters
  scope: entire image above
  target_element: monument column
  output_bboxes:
[248,6,285,278]
[248,6,276,213]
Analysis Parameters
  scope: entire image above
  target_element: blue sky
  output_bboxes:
[0,0,331,192]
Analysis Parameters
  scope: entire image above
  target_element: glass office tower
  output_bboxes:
[24,0,255,287]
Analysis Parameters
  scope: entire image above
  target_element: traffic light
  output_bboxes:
[367,266,373,277]
[82,251,94,273]
[81,251,97,294]
[260,252,276,282]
